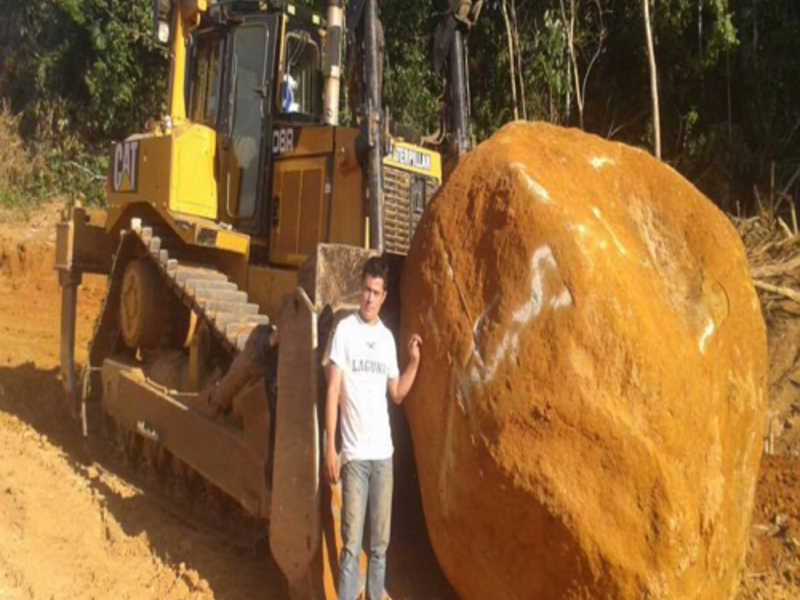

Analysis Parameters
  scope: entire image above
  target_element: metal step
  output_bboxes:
[194,289,249,305]
[175,267,228,285]
[183,279,238,294]
[204,301,259,316]
[120,220,270,356]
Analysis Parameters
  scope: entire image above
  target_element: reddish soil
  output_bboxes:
[738,456,800,600]
[736,314,800,600]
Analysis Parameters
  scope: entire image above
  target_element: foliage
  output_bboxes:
[423,0,799,210]
[0,104,35,208]
[0,102,107,209]
[382,0,441,135]
[0,0,165,207]
[0,0,166,143]
[0,0,798,212]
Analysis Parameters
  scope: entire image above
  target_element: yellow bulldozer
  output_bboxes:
[55,0,477,598]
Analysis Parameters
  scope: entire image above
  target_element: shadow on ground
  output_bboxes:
[0,362,285,600]
[0,362,459,600]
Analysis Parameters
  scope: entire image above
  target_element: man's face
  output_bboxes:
[360,275,387,323]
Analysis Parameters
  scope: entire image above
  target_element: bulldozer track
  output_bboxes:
[80,217,273,550]
[126,218,267,353]
[84,216,272,400]
[103,420,268,552]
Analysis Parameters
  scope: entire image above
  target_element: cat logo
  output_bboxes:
[112,141,139,193]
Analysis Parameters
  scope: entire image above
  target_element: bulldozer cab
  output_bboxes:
[187,5,324,239]
[100,0,439,275]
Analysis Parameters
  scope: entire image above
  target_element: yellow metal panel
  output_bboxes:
[269,157,328,266]
[290,126,334,157]
[216,230,250,254]
[106,132,173,231]
[298,168,323,255]
[106,123,218,233]
[329,127,366,247]
[171,125,218,219]
[276,170,302,255]
[384,141,442,180]
[246,265,298,322]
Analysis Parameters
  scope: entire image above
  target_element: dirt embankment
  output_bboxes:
[738,315,800,600]
[0,204,287,600]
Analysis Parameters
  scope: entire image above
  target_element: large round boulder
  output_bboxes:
[401,122,767,600]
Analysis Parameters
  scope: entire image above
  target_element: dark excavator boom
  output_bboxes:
[434,0,482,157]
[363,0,385,252]
[345,0,386,253]
[448,28,471,157]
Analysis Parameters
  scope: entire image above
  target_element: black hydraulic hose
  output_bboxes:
[363,0,384,252]
[450,28,472,157]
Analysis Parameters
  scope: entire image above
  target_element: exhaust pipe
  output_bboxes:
[323,0,344,125]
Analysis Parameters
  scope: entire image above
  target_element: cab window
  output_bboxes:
[230,25,269,219]
[280,32,321,119]
[190,34,223,125]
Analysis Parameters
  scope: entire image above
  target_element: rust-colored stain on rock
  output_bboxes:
[401,122,768,600]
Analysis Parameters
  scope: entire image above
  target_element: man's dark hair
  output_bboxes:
[362,256,389,288]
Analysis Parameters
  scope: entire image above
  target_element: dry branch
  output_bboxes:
[733,210,800,318]
[753,281,800,304]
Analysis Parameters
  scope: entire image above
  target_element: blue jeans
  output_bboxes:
[338,458,393,600]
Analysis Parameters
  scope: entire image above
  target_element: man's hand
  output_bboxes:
[325,364,343,485]
[389,334,423,405]
[408,333,423,365]
[326,445,340,485]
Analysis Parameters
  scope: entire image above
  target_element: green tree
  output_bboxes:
[0,0,166,145]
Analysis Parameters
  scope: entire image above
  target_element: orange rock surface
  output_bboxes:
[401,122,768,600]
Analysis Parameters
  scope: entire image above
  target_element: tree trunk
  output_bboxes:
[510,0,527,120]
[501,0,519,121]
[643,0,661,159]
[726,48,733,144]
[698,0,704,96]
[560,0,584,129]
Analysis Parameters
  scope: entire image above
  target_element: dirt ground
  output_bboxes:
[0,202,797,599]
[738,315,800,600]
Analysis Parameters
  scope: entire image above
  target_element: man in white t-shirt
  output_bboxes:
[325,256,422,600]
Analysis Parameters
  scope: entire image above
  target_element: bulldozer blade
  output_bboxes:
[270,287,329,600]
[298,243,378,311]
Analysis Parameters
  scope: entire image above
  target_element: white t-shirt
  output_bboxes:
[329,313,399,463]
